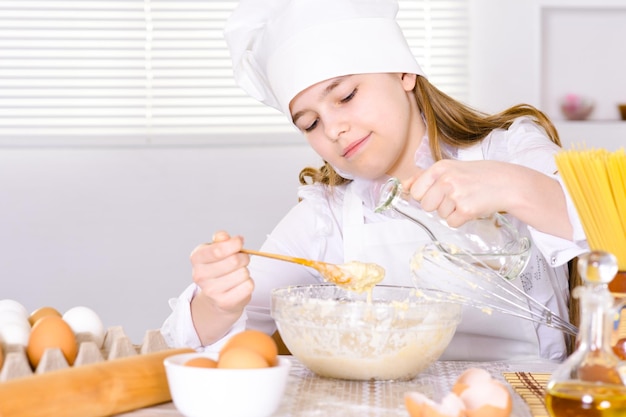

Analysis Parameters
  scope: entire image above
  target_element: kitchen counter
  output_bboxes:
[116,357,558,417]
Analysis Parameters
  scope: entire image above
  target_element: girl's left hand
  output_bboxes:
[403,160,515,228]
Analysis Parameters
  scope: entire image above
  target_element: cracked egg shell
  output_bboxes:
[405,392,465,417]
[452,367,493,395]
[460,378,512,417]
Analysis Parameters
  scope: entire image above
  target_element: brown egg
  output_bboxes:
[219,329,278,366]
[27,315,78,368]
[217,347,269,369]
[184,357,218,368]
[29,306,62,326]
[0,343,4,370]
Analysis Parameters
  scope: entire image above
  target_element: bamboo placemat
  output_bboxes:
[503,372,550,417]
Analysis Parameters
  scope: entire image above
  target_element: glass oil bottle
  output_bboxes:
[545,251,626,416]
[374,177,531,279]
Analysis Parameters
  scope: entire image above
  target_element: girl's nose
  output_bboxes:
[325,115,349,142]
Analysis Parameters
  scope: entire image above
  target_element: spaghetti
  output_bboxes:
[555,148,626,271]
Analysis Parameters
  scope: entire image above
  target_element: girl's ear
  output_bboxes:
[401,73,418,91]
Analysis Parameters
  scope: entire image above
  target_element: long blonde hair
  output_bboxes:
[299,75,560,186]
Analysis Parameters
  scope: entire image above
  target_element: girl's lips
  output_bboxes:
[342,135,370,158]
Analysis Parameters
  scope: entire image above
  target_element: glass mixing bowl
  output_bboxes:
[270,284,462,381]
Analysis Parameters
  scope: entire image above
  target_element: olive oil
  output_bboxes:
[546,381,626,417]
[545,253,626,417]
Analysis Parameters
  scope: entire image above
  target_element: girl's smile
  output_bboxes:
[342,134,371,158]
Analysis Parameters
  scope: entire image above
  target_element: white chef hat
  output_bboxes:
[224,0,425,118]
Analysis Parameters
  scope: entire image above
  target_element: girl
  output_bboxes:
[161,0,588,361]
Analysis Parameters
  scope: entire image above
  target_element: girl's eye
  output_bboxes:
[341,88,357,103]
[303,119,318,132]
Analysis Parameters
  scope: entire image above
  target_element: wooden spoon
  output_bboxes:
[241,249,385,292]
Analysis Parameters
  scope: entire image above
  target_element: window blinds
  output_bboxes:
[0,0,469,144]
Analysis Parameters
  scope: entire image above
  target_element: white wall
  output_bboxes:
[470,0,626,149]
[0,143,320,343]
[2,0,623,344]
[469,0,541,111]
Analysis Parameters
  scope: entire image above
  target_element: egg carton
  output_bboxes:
[0,326,170,382]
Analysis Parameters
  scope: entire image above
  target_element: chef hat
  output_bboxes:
[224,0,425,118]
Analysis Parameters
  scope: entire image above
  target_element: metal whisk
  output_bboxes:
[411,242,578,336]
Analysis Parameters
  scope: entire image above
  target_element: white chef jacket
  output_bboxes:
[161,117,588,361]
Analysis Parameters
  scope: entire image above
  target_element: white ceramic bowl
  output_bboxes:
[271,285,462,381]
[164,352,291,417]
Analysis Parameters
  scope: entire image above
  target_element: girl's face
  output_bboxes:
[289,73,425,180]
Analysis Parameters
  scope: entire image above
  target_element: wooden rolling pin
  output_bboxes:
[0,347,193,417]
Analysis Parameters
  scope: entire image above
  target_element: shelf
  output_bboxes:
[554,120,626,150]
[541,6,626,121]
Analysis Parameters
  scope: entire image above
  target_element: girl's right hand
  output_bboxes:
[189,231,254,344]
